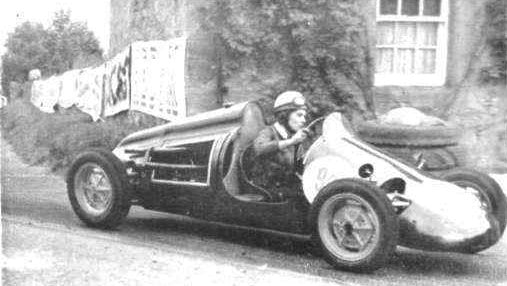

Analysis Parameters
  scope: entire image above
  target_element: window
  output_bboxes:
[375,0,448,86]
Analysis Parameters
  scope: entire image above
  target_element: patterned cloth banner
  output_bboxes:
[75,67,104,121]
[130,37,186,120]
[103,46,131,117]
[30,38,186,121]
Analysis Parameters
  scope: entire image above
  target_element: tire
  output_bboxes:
[357,121,461,147]
[66,149,131,229]
[443,145,468,167]
[381,146,460,171]
[309,179,398,272]
[440,168,507,252]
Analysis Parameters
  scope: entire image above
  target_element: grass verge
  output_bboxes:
[1,99,162,173]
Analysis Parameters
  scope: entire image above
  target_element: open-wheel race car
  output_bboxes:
[67,101,507,272]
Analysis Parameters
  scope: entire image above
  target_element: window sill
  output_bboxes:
[374,74,445,86]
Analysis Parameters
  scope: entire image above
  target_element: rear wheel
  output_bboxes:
[67,149,131,229]
[440,168,506,252]
[310,179,398,272]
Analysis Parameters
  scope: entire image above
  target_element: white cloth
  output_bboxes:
[376,21,438,74]
[58,70,79,108]
[76,67,104,121]
[380,107,445,126]
[31,77,59,113]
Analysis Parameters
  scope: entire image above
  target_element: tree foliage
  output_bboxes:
[1,10,103,97]
[202,0,376,118]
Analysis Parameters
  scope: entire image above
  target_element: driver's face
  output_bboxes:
[288,109,307,132]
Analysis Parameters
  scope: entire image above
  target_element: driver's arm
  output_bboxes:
[254,127,307,156]
[253,128,279,156]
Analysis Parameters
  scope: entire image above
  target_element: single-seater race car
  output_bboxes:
[66,101,506,272]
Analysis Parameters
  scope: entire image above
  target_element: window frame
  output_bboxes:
[374,0,449,86]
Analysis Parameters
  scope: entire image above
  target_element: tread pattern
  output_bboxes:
[357,121,462,147]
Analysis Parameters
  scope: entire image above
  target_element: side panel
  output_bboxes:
[303,156,356,203]
[135,136,224,218]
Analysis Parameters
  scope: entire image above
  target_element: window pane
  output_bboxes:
[418,23,438,46]
[377,22,395,45]
[376,48,394,73]
[416,49,436,73]
[380,0,397,15]
[396,49,415,73]
[396,22,417,45]
[424,0,441,16]
[402,0,419,15]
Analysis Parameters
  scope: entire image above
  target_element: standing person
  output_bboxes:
[252,91,309,201]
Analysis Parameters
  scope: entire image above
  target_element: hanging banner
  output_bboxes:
[29,38,187,121]
[58,70,80,109]
[31,80,49,113]
[76,67,104,121]
[130,37,186,121]
[103,46,131,117]
[31,76,60,113]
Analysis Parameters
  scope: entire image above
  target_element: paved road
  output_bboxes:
[2,140,507,286]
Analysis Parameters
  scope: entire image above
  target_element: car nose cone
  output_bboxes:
[398,180,500,252]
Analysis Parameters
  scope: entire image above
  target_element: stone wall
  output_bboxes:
[109,0,185,56]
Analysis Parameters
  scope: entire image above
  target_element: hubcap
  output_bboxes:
[74,163,113,216]
[318,193,380,261]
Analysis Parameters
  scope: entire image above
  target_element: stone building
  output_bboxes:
[109,0,505,171]
[109,0,498,115]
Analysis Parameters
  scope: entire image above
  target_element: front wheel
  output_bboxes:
[440,168,506,253]
[66,149,131,229]
[310,179,398,272]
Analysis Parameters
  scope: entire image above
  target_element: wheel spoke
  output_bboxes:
[352,232,365,248]
[82,182,95,192]
[335,230,346,248]
[354,229,374,248]
[96,173,107,187]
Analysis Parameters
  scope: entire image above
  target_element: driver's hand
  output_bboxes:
[291,129,308,144]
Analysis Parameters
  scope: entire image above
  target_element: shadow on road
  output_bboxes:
[91,211,505,283]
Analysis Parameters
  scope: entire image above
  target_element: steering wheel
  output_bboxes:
[295,116,325,167]
[303,117,325,138]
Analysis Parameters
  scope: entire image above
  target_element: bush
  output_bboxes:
[1,99,160,172]
[201,0,376,118]
[1,10,103,97]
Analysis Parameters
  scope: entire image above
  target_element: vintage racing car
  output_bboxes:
[67,102,507,272]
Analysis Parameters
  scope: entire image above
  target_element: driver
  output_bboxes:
[251,91,309,200]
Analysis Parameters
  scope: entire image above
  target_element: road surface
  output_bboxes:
[2,140,507,286]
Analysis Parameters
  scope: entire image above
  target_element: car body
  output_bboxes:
[68,101,506,272]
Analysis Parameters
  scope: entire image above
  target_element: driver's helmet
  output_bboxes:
[273,91,306,113]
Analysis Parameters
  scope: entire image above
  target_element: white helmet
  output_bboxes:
[273,91,306,113]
